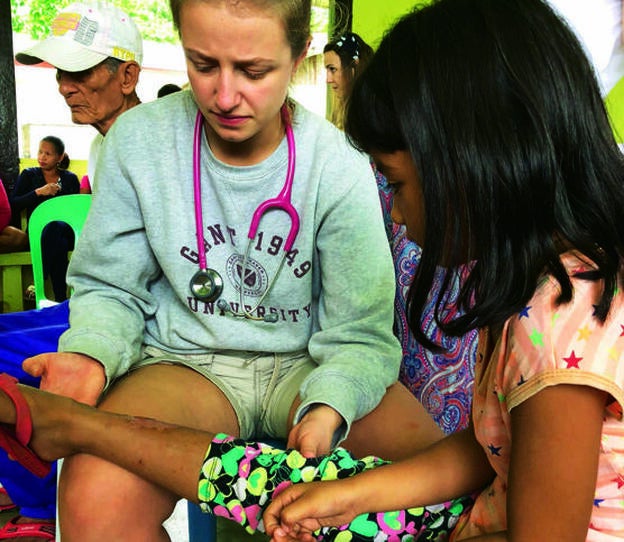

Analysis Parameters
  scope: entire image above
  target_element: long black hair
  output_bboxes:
[345,0,624,349]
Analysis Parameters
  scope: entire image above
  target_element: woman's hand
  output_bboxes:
[35,183,61,197]
[22,352,106,406]
[287,404,344,458]
[264,478,361,542]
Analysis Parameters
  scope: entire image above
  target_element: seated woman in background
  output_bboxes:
[0,180,27,254]
[11,136,79,301]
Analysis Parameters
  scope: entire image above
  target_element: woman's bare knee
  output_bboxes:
[59,453,177,540]
[343,382,443,460]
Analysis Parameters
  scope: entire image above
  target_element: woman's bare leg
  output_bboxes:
[341,382,444,460]
[0,227,28,253]
[286,382,443,462]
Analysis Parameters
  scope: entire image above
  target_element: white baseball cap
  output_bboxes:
[16,1,143,72]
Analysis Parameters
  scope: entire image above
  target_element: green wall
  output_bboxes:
[352,0,416,49]
[20,158,88,180]
[606,77,624,143]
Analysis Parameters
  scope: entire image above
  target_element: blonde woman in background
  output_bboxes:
[323,32,373,128]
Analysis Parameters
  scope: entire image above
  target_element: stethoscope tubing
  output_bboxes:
[190,105,299,315]
[193,109,208,271]
[247,117,299,252]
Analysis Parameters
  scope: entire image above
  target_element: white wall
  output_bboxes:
[13,31,328,161]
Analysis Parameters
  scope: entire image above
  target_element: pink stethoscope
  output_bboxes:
[189,105,300,322]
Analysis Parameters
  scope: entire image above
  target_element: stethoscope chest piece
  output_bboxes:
[190,269,223,302]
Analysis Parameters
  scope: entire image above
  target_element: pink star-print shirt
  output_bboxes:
[452,250,624,541]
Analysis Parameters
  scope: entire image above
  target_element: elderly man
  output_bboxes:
[16,0,143,190]
[0,4,142,539]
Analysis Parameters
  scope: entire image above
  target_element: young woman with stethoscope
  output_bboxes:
[21,0,444,539]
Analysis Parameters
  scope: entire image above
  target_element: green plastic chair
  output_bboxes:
[27,194,92,309]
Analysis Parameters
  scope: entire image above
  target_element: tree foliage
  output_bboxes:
[12,0,176,44]
[11,0,329,44]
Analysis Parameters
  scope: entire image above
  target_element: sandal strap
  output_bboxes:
[0,517,55,540]
[0,375,32,445]
[0,374,50,477]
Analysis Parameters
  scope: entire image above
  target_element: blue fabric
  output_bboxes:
[0,301,69,519]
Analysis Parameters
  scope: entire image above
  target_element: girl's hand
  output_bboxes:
[264,479,360,542]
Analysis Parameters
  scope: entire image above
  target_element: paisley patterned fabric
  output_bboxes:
[198,434,474,540]
[375,168,478,434]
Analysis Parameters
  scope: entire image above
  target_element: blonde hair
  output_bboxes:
[169,0,311,59]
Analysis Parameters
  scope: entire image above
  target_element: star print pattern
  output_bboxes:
[578,325,592,341]
[519,306,532,319]
[529,328,544,347]
[563,350,583,368]
[460,251,624,540]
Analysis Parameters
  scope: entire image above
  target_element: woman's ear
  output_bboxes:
[293,37,312,72]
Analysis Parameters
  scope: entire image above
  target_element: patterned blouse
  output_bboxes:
[375,166,478,434]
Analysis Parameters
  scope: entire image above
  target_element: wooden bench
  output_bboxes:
[0,250,32,313]
[0,210,33,313]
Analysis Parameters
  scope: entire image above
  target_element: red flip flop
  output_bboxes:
[0,517,55,540]
[0,374,51,478]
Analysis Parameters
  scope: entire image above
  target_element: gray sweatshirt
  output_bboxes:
[59,91,401,435]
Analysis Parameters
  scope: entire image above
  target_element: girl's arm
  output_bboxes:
[265,426,494,539]
[503,383,606,542]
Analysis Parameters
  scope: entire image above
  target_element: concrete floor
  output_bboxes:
[0,496,267,541]
[164,499,191,541]
[0,499,190,541]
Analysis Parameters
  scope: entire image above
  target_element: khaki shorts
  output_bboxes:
[134,346,315,439]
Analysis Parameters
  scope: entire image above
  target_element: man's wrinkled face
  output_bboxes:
[56,60,128,135]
